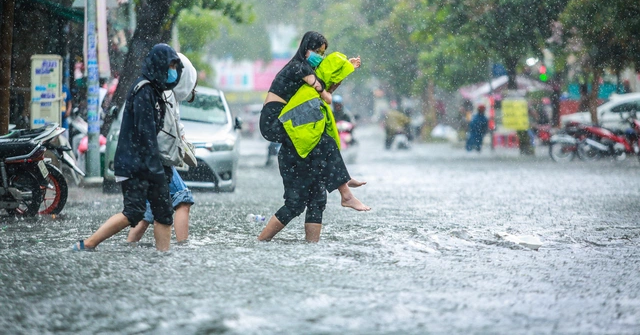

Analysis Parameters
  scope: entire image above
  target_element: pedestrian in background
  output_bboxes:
[72,43,182,252]
[61,83,72,138]
[465,105,489,152]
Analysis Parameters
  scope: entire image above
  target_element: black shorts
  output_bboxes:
[121,170,173,226]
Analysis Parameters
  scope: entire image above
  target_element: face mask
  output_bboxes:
[166,69,178,83]
[307,51,323,67]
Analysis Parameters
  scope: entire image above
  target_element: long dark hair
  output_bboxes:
[291,31,328,64]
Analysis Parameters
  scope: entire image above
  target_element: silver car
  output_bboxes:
[103,86,241,193]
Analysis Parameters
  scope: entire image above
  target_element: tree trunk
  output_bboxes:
[588,69,601,124]
[102,0,173,134]
[0,0,15,135]
[505,57,518,90]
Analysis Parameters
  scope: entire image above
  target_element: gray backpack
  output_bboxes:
[133,80,184,167]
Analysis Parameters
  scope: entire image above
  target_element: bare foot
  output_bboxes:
[347,179,367,188]
[341,194,371,211]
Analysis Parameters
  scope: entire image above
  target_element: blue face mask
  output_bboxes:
[307,51,324,67]
[166,68,178,83]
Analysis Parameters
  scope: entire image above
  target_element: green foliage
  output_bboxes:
[561,0,640,72]
[172,0,253,84]
[416,0,569,89]
[178,8,223,54]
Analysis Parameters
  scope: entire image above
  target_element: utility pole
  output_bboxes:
[85,0,101,181]
[0,0,16,135]
[488,59,495,151]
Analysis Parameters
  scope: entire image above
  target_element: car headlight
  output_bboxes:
[199,136,235,152]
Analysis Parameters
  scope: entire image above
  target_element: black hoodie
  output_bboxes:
[114,43,183,180]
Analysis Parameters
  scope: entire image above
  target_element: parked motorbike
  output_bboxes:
[2,124,85,214]
[0,137,50,216]
[532,124,552,145]
[574,117,640,162]
[548,122,585,162]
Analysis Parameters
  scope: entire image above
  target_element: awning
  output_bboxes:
[458,75,553,101]
[28,0,84,23]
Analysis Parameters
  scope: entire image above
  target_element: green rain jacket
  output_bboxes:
[278,52,355,158]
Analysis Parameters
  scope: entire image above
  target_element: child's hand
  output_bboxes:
[349,56,361,69]
[327,82,342,93]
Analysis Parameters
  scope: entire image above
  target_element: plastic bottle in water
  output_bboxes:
[246,214,266,222]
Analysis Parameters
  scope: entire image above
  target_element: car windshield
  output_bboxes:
[180,93,228,124]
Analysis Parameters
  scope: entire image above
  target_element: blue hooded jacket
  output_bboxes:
[114,43,183,180]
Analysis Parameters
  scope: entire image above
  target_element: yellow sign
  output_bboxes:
[502,99,529,130]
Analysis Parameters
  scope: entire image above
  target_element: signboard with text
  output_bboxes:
[30,55,63,129]
[501,98,529,130]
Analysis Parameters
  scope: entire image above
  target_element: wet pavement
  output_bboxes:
[1,124,639,334]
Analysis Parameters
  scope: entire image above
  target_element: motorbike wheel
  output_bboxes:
[576,142,601,162]
[614,151,627,162]
[549,142,576,163]
[39,163,68,215]
[6,171,45,216]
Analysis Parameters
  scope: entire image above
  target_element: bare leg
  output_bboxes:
[83,213,131,249]
[338,183,371,211]
[174,203,191,243]
[154,222,171,251]
[305,223,322,243]
[347,178,367,188]
[257,215,285,241]
[127,220,151,243]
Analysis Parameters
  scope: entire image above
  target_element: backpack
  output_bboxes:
[133,80,193,167]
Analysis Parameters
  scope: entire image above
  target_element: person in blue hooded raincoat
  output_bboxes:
[466,105,489,152]
[73,43,182,252]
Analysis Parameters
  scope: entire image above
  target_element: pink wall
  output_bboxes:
[253,59,289,91]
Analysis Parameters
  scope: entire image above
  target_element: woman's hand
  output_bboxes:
[349,56,361,69]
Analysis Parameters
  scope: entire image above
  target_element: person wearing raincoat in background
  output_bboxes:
[465,104,489,152]
[126,52,198,244]
[383,108,411,149]
[257,49,369,243]
[72,44,182,252]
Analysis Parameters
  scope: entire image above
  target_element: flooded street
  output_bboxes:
[1,124,639,334]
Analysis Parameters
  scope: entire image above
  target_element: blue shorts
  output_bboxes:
[142,166,194,223]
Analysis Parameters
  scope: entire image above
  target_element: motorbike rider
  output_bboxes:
[383,105,411,149]
[332,95,355,123]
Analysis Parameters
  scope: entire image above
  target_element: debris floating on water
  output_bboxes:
[496,232,543,250]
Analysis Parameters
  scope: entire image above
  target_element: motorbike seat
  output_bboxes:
[0,139,40,159]
[0,130,21,139]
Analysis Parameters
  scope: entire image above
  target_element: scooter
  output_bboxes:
[2,124,85,214]
[576,116,640,162]
[548,122,585,163]
[0,137,50,216]
[337,120,358,163]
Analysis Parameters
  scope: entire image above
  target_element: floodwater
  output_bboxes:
[1,124,639,334]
